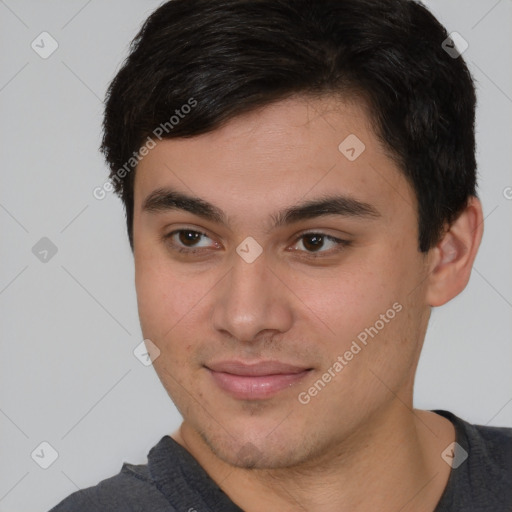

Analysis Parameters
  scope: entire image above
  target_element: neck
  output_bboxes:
[174,403,455,512]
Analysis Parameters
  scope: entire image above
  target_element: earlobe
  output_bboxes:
[425,196,484,307]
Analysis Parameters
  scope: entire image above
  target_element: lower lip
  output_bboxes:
[207,369,311,400]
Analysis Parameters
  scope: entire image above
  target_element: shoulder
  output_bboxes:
[436,409,512,465]
[465,419,512,482]
[433,409,512,511]
[470,420,512,450]
[48,463,174,512]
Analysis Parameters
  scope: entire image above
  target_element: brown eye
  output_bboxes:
[177,230,202,247]
[164,229,214,254]
[291,232,350,258]
[301,234,326,252]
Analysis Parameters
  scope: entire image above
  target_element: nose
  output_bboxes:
[211,249,294,344]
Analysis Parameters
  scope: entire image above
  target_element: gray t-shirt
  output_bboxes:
[48,410,512,511]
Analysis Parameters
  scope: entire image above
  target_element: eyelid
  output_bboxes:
[163,226,351,258]
[163,227,218,250]
[288,231,350,257]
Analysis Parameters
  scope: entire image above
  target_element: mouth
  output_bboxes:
[205,360,313,400]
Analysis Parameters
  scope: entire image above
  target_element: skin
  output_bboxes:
[132,96,483,512]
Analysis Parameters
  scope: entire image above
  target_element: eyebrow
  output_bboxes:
[142,186,381,231]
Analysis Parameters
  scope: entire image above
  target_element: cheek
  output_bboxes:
[134,253,216,349]
[299,249,419,369]
[134,247,181,341]
[135,262,203,391]
[306,264,397,333]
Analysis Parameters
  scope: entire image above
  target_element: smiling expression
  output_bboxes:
[132,95,433,469]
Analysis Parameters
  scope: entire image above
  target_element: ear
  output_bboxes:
[425,196,484,307]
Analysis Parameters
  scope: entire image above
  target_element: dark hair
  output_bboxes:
[100,0,477,252]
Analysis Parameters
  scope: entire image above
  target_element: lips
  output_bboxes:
[205,360,312,400]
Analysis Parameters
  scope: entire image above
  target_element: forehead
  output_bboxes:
[133,96,416,228]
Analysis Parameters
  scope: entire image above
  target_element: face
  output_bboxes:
[133,96,432,469]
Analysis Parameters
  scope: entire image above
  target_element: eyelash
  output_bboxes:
[163,229,351,259]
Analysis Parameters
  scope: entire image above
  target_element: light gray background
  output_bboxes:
[0,1,511,511]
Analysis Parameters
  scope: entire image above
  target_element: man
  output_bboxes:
[50,0,512,511]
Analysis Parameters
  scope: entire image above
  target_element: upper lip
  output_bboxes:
[206,360,311,376]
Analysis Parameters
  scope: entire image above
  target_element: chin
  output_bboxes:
[197,423,313,470]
